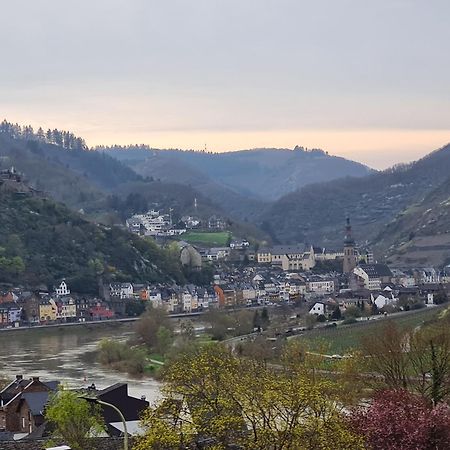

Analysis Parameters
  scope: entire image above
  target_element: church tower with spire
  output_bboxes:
[343,217,357,274]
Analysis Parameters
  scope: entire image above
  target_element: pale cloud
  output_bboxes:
[1,0,449,168]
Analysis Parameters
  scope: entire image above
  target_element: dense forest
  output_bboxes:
[0,192,188,292]
[260,143,450,250]
[98,144,371,210]
[0,119,87,151]
[0,121,242,226]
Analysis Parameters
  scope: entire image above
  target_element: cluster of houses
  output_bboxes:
[126,208,229,238]
[126,209,184,237]
[106,282,218,314]
[103,269,348,313]
[0,280,115,328]
[0,375,148,440]
[255,244,374,272]
[2,215,449,327]
[1,266,448,328]
[307,264,450,318]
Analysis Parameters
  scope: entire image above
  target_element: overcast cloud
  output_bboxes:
[1,0,449,168]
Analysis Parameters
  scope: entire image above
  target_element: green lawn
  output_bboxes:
[297,307,445,355]
[182,231,231,246]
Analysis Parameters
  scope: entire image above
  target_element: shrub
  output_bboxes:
[348,389,450,450]
[342,317,358,325]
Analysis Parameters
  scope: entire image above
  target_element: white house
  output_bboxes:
[391,269,417,288]
[309,302,326,315]
[181,286,199,313]
[314,247,344,261]
[57,297,77,320]
[307,278,335,295]
[149,290,162,307]
[126,210,172,236]
[110,283,134,299]
[419,268,441,284]
[230,240,250,250]
[371,291,397,309]
[353,264,393,291]
[206,248,230,261]
[55,280,70,296]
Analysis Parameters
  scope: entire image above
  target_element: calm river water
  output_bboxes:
[0,322,161,403]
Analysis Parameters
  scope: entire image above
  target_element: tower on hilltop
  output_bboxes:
[343,217,357,274]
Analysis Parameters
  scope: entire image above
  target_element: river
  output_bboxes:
[0,322,161,404]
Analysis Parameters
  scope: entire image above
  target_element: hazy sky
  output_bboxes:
[1,0,449,168]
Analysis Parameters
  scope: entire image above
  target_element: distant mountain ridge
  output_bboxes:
[259,143,450,257]
[3,119,449,267]
[97,145,372,205]
[0,121,267,241]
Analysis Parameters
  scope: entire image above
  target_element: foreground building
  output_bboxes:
[0,375,148,441]
[0,376,59,436]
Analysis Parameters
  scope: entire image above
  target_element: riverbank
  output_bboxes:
[0,311,205,333]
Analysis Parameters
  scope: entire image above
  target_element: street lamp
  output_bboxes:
[78,395,128,450]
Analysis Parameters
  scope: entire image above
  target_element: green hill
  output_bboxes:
[0,190,185,292]
[259,143,450,250]
[0,121,267,241]
[97,145,371,221]
[99,145,371,201]
[376,176,450,267]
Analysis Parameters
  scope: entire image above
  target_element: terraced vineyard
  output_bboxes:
[297,306,445,355]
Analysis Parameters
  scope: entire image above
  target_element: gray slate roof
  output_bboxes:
[271,244,307,255]
[22,392,50,416]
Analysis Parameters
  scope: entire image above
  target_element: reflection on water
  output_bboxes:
[0,323,161,404]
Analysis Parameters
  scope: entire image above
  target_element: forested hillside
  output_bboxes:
[0,191,186,292]
[97,145,371,219]
[259,144,450,250]
[376,176,450,267]
[0,121,262,232]
[4,120,449,259]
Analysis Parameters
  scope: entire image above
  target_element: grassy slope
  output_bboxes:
[181,231,231,246]
[297,307,444,355]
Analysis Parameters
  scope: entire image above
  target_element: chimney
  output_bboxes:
[32,377,39,382]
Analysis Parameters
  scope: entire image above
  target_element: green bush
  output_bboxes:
[342,317,358,325]
[97,339,147,376]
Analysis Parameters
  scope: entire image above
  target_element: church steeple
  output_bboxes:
[343,217,357,274]
[344,217,355,246]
